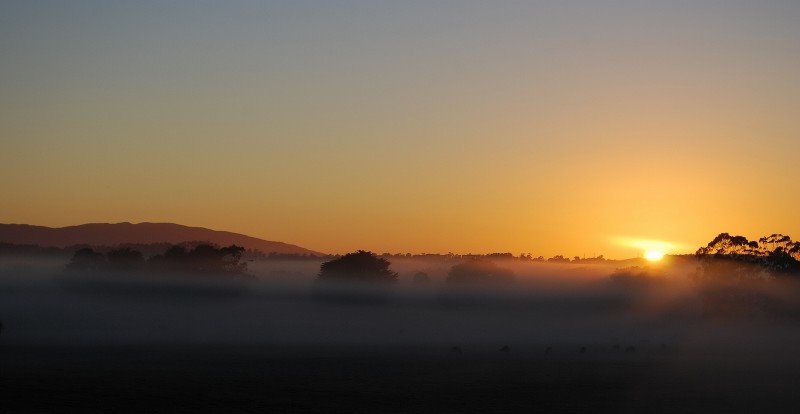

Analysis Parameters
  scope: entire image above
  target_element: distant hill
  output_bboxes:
[0,222,324,256]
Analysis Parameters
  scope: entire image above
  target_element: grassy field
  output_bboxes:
[3,343,800,413]
[4,262,800,412]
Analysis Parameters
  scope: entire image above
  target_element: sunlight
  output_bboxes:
[611,236,684,260]
[644,250,665,262]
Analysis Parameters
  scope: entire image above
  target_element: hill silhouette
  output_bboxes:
[0,222,323,256]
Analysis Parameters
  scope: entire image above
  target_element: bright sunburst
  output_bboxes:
[644,250,665,262]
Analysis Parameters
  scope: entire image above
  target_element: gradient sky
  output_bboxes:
[2,1,799,257]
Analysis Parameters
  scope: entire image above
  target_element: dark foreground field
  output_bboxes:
[3,343,800,413]
[4,261,800,412]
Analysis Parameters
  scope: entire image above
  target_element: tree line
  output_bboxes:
[696,233,800,275]
[3,241,614,264]
[319,233,800,286]
[693,233,800,318]
[374,252,607,263]
[1,241,320,261]
[66,244,248,276]
[317,250,515,285]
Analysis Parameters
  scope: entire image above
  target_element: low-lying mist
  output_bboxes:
[3,255,800,356]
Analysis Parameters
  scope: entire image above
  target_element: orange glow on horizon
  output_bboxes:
[1,2,798,258]
[644,250,665,262]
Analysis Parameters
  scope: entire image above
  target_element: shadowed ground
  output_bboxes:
[3,344,800,413]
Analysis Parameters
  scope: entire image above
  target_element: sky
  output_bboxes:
[1,1,799,258]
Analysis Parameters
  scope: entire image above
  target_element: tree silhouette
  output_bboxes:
[218,245,247,274]
[692,233,800,317]
[66,248,106,272]
[547,255,570,263]
[63,244,247,276]
[696,233,800,275]
[164,245,188,260]
[759,234,792,252]
[317,250,398,284]
[149,244,247,275]
[790,242,800,258]
[696,233,760,256]
[446,259,514,284]
[107,247,144,272]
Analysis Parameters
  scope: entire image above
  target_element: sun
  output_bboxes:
[644,250,665,262]
[612,236,683,261]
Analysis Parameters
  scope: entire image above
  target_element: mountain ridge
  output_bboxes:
[0,222,324,256]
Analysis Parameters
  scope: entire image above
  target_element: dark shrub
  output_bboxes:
[66,248,106,272]
[317,250,397,284]
[446,259,514,284]
[107,248,144,272]
[148,244,247,276]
